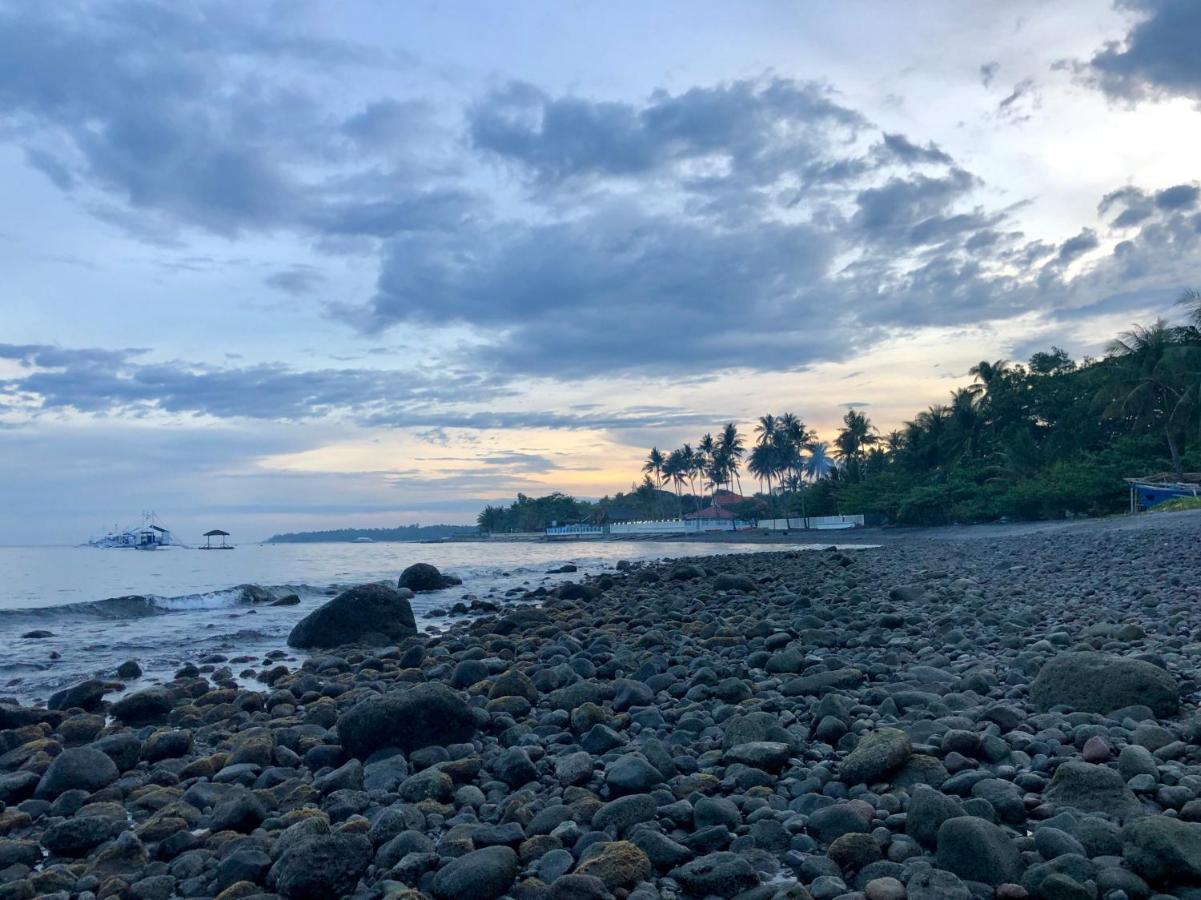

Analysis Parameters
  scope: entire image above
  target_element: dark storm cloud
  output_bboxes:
[0,343,501,421]
[880,133,954,166]
[0,1,454,239]
[1087,0,1201,102]
[1055,228,1100,263]
[0,342,722,434]
[852,169,979,243]
[469,78,866,186]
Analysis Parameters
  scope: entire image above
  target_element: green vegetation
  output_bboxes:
[479,293,1201,531]
[267,524,477,543]
[1150,497,1201,513]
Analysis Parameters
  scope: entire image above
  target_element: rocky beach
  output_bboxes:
[1,513,1201,900]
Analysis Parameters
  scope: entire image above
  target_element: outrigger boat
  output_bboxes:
[88,512,184,549]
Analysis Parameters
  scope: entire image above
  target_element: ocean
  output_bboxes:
[0,540,853,705]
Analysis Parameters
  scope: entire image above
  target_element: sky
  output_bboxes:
[2,0,1201,543]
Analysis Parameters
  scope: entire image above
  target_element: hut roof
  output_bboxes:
[203,529,230,536]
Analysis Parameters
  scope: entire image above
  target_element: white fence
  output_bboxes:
[546,514,864,538]
[545,525,607,536]
[756,515,864,531]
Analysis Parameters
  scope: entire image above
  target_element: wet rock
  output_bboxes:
[399,563,463,592]
[840,727,912,785]
[35,747,119,798]
[671,851,758,897]
[1121,815,1201,885]
[270,832,371,900]
[337,683,477,757]
[1030,652,1179,717]
[935,817,1024,886]
[287,583,416,648]
[1044,761,1140,816]
[110,687,174,725]
[431,845,519,900]
[47,679,111,712]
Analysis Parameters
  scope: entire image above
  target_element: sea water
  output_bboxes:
[0,540,861,704]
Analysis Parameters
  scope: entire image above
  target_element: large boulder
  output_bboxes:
[47,679,112,712]
[1122,816,1201,885]
[670,852,759,897]
[287,582,416,649]
[432,846,519,900]
[35,747,119,798]
[336,683,478,757]
[936,817,1024,886]
[1030,652,1178,717]
[1044,761,1141,816]
[399,563,462,593]
[270,832,371,900]
[840,727,912,785]
[110,686,174,725]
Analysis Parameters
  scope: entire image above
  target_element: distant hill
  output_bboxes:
[266,524,478,543]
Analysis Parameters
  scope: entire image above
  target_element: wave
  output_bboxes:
[0,586,272,623]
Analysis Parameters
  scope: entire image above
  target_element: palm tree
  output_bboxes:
[748,442,779,519]
[718,423,745,495]
[1099,320,1199,479]
[948,387,984,461]
[1177,287,1201,328]
[835,410,878,480]
[663,450,687,515]
[804,441,835,481]
[754,414,778,448]
[697,433,716,503]
[968,359,1010,398]
[642,447,666,516]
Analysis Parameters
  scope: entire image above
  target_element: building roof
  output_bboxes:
[203,529,230,536]
[685,505,736,520]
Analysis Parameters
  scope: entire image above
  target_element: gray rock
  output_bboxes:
[35,747,119,798]
[270,832,371,899]
[336,683,477,757]
[1045,761,1141,816]
[1121,815,1201,885]
[670,851,758,897]
[287,582,416,648]
[47,679,111,712]
[808,803,870,844]
[723,741,791,772]
[492,747,537,787]
[1030,652,1179,717]
[605,753,662,795]
[907,786,965,849]
[935,816,1024,886]
[840,728,912,785]
[907,868,972,900]
[110,686,174,725]
[42,816,114,857]
[431,845,519,900]
[399,562,462,592]
[593,794,656,832]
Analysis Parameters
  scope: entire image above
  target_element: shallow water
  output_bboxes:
[0,540,866,704]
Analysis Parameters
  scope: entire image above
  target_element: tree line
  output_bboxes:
[478,292,1201,530]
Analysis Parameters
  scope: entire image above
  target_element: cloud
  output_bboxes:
[880,133,954,166]
[1086,0,1201,102]
[980,62,1000,87]
[0,2,460,240]
[265,265,325,295]
[469,77,867,191]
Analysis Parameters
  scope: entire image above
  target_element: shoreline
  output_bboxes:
[0,511,1198,897]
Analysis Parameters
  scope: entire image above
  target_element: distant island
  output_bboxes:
[266,524,478,543]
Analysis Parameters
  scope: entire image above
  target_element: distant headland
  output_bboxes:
[265,524,477,543]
